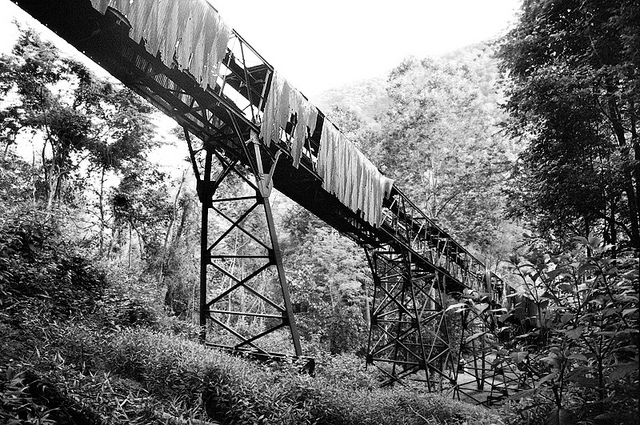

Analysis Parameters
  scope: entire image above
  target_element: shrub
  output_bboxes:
[0,363,57,425]
[502,238,639,424]
[92,328,502,424]
[0,207,502,424]
[314,352,379,390]
[0,210,107,320]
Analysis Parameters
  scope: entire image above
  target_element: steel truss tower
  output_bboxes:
[186,127,303,360]
[363,193,527,404]
[365,246,523,403]
[365,246,458,389]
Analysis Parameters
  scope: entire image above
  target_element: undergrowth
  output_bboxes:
[0,210,502,424]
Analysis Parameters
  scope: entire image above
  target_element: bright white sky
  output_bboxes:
[1,0,520,99]
[210,0,520,97]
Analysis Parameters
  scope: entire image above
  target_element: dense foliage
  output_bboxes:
[0,26,202,317]
[376,55,511,250]
[501,238,638,424]
[0,27,155,212]
[282,205,370,355]
[322,44,524,264]
[499,0,640,250]
[0,207,501,424]
[494,1,640,423]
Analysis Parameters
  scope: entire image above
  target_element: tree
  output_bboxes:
[499,0,640,249]
[156,172,199,319]
[0,25,158,255]
[1,27,92,208]
[0,27,150,204]
[366,52,514,254]
[109,169,175,266]
[282,205,370,354]
[82,85,155,254]
[505,238,638,423]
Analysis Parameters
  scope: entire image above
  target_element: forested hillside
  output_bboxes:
[1,0,639,424]
[317,43,523,264]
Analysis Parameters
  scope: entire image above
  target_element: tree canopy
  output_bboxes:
[320,45,526,264]
[499,0,640,249]
[0,27,155,211]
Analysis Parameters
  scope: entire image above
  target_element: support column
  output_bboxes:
[262,198,302,356]
[365,244,458,388]
[452,284,525,405]
[199,149,213,342]
[187,127,304,361]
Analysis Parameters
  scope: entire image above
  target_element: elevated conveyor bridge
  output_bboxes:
[11,0,524,404]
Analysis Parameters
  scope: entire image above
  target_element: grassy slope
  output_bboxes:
[0,215,502,424]
[1,323,503,424]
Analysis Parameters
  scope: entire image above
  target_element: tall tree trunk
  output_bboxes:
[46,166,59,211]
[609,99,640,248]
[610,198,617,257]
[40,94,56,210]
[623,174,640,248]
[2,141,10,161]
[631,107,640,249]
[98,166,106,255]
[585,217,592,257]
[159,171,186,282]
[128,226,133,269]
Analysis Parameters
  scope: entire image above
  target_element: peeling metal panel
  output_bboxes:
[89,0,111,14]
[259,70,318,164]
[317,123,393,227]
[89,0,230,89]
[155,0,176,64]
[289,91,318,169]
[259,69,393,227]
[259,70,293,147]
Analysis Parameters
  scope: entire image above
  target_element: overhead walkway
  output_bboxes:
[11,0,517,404]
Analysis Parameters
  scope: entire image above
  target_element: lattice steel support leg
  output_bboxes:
[452,281,524,405]
[199,149,213,343]
[261,193,303,356]
[365,245,458,389]
[188,128,302,359]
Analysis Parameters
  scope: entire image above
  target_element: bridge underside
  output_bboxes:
[11,0,526,404]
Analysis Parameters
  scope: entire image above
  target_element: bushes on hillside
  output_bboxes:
[0,201,500,424]
[0,210,107,320]
[0,358,209,425]
[0,217,500,425]
[501,238,639,424]
[96,328,501,425]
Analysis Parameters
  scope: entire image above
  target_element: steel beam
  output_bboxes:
[365,245,460,390]
[188,127,303,359]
